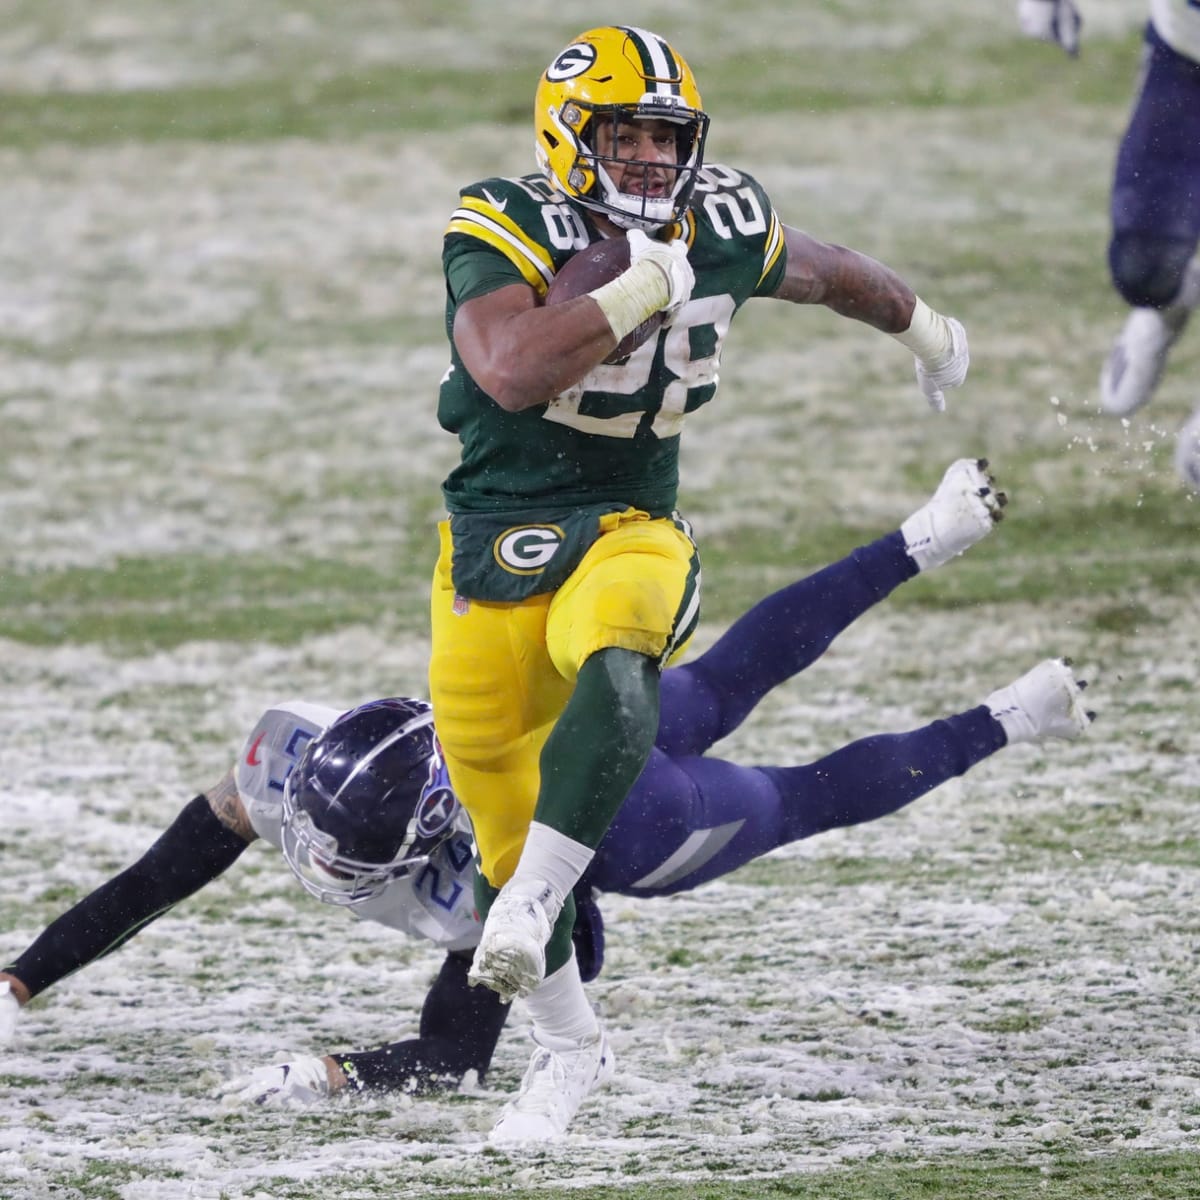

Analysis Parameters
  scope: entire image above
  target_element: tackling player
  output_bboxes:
[430,24,973,1139]
[1,461,1094,1141]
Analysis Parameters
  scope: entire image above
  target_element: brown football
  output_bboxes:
[544,238,665,363]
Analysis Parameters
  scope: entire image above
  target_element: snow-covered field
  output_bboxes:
[1,3,1198,1198]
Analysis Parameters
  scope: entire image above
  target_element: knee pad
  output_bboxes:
[1109,232,1196,308]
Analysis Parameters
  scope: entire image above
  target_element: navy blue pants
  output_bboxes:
[1109,24,1200,306]
[585,531,1004,901]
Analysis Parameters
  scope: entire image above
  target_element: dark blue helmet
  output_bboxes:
[281,698,462,907]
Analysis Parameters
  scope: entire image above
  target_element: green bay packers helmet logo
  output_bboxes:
[493,524,565,575]
[546,42,596,82]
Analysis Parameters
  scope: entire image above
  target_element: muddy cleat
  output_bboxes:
[468,878,558,1002]
[1174,406,1200,493]
[1100,261,1200,417]
[901,457,1006,573]
[489,1026,615,1145]
[985,657,1094,745]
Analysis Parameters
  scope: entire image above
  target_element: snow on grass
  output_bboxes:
[2,3,1198,1196]
[3,592,1198,1197]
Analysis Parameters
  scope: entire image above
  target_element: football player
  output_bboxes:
[1019,0,1200,489]
[431,25,973,1139]
[1,461,1094,1139]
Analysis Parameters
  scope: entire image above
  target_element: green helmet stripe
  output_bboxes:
[618,26,682,97]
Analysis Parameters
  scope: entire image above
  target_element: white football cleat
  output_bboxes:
[1100,260,1200,417]
[900,457,1006,573]
[468,878,558,1002]
[489,1026,615,1145]
[985,658,1094,745]
[1175,406,1200,493]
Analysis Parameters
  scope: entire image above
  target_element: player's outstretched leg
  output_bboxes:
[1100,259,1200,417]
[900,457,1007,573]
[984,657,1094,744]
[489,1025,615,1145]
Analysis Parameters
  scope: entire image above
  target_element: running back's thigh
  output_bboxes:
[545,514,701,681]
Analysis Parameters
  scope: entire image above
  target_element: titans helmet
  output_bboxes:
[534,25,709,231]
[281,698,462,907]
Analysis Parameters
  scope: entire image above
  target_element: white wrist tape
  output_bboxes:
[892,296,953,364]
[589,259,670,342]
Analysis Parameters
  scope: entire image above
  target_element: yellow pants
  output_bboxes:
[428,510,699,884]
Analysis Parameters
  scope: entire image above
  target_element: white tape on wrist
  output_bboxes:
[589,259,670,342]
[892,296,953,364]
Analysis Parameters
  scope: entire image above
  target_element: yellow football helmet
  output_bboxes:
[534,25,710,231]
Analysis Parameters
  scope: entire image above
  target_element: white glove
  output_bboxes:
[0,981,19,1047]
[217,1055,331,1109]
[626,228,695,322]
[914,317,969,412]
[1017,0,1082,56]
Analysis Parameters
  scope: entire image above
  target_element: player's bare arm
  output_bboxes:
[772,225,915,332]
[453,225,692,414]
[205,768,258,843]
[453,282,621,412]
[773,224,969,411]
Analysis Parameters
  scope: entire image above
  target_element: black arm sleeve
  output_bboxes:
[331,950,512,1095]
[3,794,250,998]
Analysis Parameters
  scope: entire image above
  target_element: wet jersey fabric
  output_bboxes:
[438,164,787,518]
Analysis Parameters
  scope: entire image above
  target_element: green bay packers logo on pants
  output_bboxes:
[493,524,565,576]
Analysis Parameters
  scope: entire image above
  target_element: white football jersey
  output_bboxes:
[233,700,482,952]
[1151,0,1200,61]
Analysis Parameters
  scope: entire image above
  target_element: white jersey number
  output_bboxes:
[543,292,736,439]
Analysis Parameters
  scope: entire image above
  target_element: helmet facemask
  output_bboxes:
[550,100,708,231]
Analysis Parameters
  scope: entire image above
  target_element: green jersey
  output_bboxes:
[439,164,787,517]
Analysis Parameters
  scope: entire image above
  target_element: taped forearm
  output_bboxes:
[589,259,671,342]
[3,794,249,998]
[332,952,511,1094]
[891,296,954,364]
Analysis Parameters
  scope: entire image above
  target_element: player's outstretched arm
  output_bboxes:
[772,225,968,411]
[0,771,254,1045]
[219,951,512,1106]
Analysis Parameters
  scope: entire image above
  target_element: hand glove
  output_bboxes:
[914,317,969,412]
[217,1055,331,1109]
[626,228,695,322]
[0,981,19,1047]
[1017,0,1082,56]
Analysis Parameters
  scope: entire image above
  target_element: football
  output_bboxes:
[544,238,665,363]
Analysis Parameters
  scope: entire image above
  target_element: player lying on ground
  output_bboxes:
[0,460,1093,1117]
